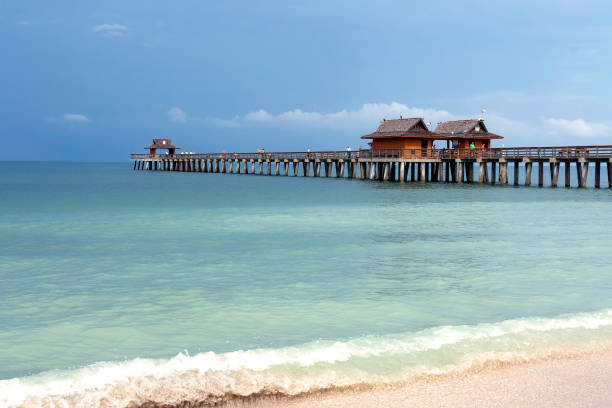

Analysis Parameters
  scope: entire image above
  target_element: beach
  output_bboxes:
[254,350,612,408]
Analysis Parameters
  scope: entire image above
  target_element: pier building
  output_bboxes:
[434,119,503,150]
[361,118,503,157]
[361,118,435,155]
[146,138,180,156]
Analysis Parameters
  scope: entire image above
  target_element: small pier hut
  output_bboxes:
[434,119,503,149]
[145,138,180,156]
[361,118,438,156]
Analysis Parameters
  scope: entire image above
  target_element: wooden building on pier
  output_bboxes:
[361,118,436,152]
[146,138,180,156]
[361,117,503,154]
[434,119,503,149]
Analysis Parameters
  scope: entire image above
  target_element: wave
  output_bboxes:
[4,309,612,407]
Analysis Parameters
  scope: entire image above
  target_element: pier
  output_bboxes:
[131,145,612,188]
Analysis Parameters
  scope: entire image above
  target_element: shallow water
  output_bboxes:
[1,162,611,406]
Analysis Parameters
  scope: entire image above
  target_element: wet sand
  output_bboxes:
[252,351,612,408]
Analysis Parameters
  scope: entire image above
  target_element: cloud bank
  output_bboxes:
[93,24,128,37]
[210,102,458,130]
[63,113,90,123]
[201,102,611,145]
[542,117,611,138]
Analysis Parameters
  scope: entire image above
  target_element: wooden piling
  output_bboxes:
[457,161,464,183]
[524,161,532,186]
[499,161,508,184]
[595,161,601,188]
[579,162,588,188]
[583,162,589,187]
[550,162,559,187]
[538,161,544,187]
[467,162,473,183]
[369,162,376,180]
[514,161,520,185]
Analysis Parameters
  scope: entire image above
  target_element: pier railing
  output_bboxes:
[131,145,612,161]
[131,151,355,160]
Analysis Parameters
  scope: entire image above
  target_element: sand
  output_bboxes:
[249,351,612,408]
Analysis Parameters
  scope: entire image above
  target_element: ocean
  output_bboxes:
[1,161,611,407]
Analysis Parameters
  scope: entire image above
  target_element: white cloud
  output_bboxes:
[93,24,128,37]
[168,107,187,123]
[542,117,611,138]
[63,113,89,123]
[215,102,458,131]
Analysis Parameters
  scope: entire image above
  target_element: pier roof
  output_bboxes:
[434,119,503,139]
[145,138,181,150]
[361,118,434,139]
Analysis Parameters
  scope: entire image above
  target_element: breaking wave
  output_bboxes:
[3,309,612,407]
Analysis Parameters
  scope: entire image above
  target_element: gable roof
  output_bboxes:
[361,118,431,139]
[434,119,502,139]
[145,138,180,150]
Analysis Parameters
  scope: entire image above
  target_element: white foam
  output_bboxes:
[3,309,612,407]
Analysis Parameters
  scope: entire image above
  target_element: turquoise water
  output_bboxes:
[1,162,612,406]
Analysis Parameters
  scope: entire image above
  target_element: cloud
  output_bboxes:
[63,113,90,123]
[167,107,187,123]
[93,24,128,37]
[542,117,611,138]
[212,102,459,131]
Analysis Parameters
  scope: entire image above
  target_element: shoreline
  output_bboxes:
[244,348,612,408]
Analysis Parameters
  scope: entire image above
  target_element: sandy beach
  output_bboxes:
[247,350,612,408]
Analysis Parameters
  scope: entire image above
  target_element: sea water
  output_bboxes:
[1,162,611,406]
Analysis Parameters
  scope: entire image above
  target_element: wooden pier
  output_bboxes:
[131,146,612,188]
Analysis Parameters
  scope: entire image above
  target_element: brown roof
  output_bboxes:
[433,119,501,139]
[145,138,180,149]
[361,118,431,139]
[434,119,484,134]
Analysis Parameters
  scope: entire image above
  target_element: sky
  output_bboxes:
[1,0,612,161]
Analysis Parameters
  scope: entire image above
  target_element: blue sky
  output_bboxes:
[1,0,611,161]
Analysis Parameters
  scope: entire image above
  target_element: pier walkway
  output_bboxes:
[131,146,612,188]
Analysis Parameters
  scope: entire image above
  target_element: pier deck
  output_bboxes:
[131,146,612,188]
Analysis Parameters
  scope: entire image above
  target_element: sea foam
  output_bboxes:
[3,308,612,407]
